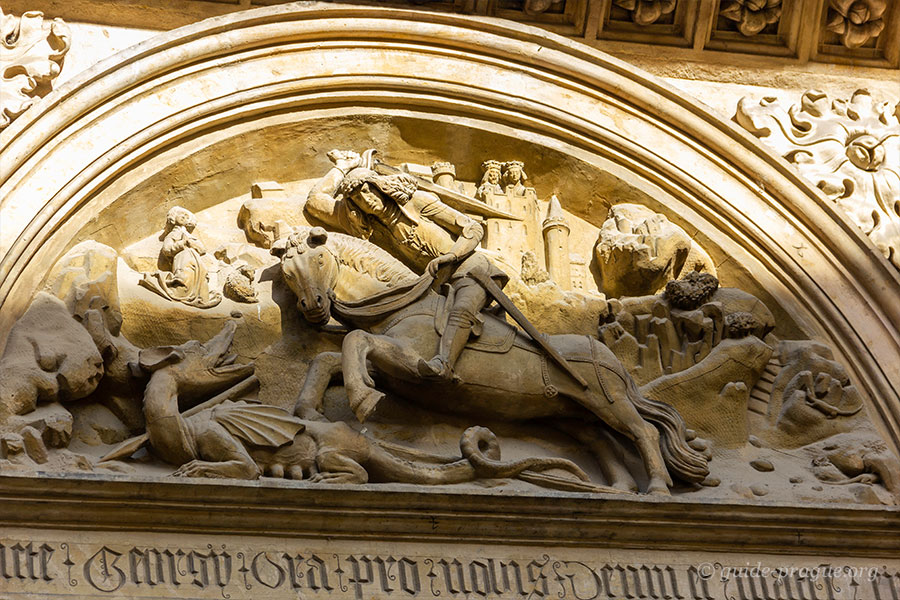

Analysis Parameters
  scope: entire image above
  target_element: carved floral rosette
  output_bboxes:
[736,89,900,269]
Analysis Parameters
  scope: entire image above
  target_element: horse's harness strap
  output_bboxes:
[332,272,434,321]
[539,351,558,399]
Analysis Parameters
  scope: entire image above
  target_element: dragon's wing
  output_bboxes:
[212,401,304,448]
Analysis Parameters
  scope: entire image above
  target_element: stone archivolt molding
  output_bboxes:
[0,7,70,131]
[736,89,900,270]
[0,3,899,500]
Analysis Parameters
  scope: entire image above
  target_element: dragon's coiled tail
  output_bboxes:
[459,426,589,481]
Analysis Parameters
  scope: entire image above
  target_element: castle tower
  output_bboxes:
[542,194,571,290]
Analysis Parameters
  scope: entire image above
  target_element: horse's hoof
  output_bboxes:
[351,389,385,422]
[646,483,671,496]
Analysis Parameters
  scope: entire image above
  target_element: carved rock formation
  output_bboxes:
[238,182,306,249]
[599,272,775,386]
[595,204,716,298]
[736,89,900,268]
[0,8,70,131]
[0,293,103,423]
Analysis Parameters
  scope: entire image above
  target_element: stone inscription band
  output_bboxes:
[1,538,899,600]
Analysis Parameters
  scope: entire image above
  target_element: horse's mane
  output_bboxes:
[284,226,415,287]
[329,231,416,287]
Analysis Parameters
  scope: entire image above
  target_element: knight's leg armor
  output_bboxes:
[419,279,487,380]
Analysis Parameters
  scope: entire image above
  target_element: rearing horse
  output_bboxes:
[273,227,708,494]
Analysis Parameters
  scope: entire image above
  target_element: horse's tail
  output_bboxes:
[625,374,710,484]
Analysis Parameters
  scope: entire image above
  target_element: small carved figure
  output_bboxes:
[502,160,528,195]
[768,341,868,443]
[139,206,222,308]
[475,160,504,200]
[806,435,899,500]
[430,161,457,189]
[304,150,509,381]
[275,228,709,494]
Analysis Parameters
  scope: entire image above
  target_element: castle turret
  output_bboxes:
[431,161,457,189]
[542,194,571,290]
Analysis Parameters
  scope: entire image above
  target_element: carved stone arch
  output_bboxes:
[1,3,898,453]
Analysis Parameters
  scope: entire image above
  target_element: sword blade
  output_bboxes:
[373,160,523,222]
[472,272,589,389]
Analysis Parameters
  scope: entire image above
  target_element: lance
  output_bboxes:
[372,159,522,222]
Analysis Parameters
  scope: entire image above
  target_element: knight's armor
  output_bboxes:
[305,152,508,380]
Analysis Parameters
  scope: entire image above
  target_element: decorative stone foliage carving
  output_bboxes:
[612,0,676,25]
[825,0,886,49]
[0,8,70,131]
[719,0,782,36]
[736,89,900,268]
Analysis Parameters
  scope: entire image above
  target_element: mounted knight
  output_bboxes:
[304,149,508,380]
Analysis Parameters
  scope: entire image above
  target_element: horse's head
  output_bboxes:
[272,227,339,325]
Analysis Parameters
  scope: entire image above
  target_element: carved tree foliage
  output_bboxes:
[0,8,70,131]
[736,89,900,269]
[719,0,782,36]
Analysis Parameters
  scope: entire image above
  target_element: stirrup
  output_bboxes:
[417,356,453,380]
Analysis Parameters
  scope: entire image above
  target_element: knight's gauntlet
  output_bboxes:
[448,219,484,260]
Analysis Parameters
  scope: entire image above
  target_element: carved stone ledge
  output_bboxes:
[1,473,899,555]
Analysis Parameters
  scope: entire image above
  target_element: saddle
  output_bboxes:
[433,292,517,354]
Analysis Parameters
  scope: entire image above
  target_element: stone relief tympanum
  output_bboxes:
[1,146,897,506]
